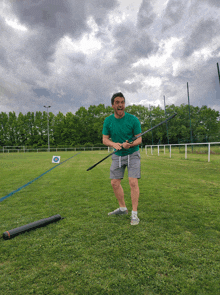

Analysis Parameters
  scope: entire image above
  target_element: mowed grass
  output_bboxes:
[0,151,220,295]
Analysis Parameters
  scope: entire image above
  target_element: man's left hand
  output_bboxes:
[122,140,132,149]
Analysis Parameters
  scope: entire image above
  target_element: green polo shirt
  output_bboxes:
[102,112,141,156]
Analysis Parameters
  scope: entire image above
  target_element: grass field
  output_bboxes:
[0,151,220,294]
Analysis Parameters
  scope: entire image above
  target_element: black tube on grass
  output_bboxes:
[3,214,63,240]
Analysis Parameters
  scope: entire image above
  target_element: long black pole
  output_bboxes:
[187,83,193,143]
[149,105,153,145]
[87,113,177,171]
[187,82,193,152]
[164,96,169,144]
[217,63,220,85]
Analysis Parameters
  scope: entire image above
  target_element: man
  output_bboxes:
[102,92,142,225]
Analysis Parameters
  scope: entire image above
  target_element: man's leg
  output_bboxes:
[129,177,139,211]
[129,177,140,225]
[111,179,126,207]
[108,179,128,215]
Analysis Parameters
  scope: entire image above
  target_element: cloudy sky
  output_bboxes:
[1,0,220,115]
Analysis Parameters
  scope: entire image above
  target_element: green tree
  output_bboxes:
[7,112,17,146]
[0,112,8,146]
[0,103,219,148]
[52,112,65,146]
[17,113,27,145]
[195,106,220,142]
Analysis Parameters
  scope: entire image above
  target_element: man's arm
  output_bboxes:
[102,135,122,150]
[122,134,142,149]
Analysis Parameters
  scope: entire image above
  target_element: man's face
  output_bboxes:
[112,96,125,118]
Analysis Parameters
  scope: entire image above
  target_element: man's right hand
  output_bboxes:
[112,142,123,150]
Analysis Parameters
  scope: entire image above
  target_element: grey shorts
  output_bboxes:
[110,150,141,179]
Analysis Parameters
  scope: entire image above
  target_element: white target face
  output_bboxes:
[52,156,60,163]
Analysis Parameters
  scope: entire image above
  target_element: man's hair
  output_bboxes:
[111,92,125,105]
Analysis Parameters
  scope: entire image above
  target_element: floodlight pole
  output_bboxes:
[149,105,154,145]
[187,83,193,151]
[164,96,169,144]
[44,105,51,152]
[217,63,220,85]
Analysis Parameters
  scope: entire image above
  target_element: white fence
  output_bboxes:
[145,142,220,162]
[1,146,108,153]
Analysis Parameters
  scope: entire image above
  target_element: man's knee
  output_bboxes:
[111,179,121,189]
[129,177,138,189]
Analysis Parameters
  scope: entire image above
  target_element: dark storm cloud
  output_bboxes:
[162,0,186,31]
[0,18,15,67]
[7,0,118,73]
[33,88,50,97]
[202,0,220,7]
[10,0,88,36]
[1,0,220,115]
[0,46,8,68]
[161,58,220,109]
[183,19,220,58]
[131,33,156,58]
[10,0,118,39]
[87,0,119,26]
[137,0,156,29]
[8,0,89,72]
[113,21,156,64]
[0,15,8,36]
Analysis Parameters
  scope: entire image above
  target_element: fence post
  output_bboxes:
[208,143,210,162]
[158,145,159,156]
[169,145,171,158]
[185,144,187,159]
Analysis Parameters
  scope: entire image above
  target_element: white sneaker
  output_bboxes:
[130,216,140,225]
[108,208,128,216]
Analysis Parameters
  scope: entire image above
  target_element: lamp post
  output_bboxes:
[44,105,51,152]
[217,63,220,85]
[164,95,169,144]
[187,83,193,152]
[187,83,193,144]
[149,105,154,145]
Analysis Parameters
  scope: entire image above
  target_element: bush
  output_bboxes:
[84,142,94,147]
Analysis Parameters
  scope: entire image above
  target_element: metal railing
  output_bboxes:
[1,146,108,153]
[145,142,220,162]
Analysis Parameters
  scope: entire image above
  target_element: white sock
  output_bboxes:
[120,207,127,211]
[132,210,138,217]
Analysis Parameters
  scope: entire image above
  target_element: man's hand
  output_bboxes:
[113,141,131,150]
[103,134,141,151]
[112,142,123,150]
[122,140,132,149]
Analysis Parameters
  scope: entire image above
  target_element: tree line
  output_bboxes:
[0,104,219,148]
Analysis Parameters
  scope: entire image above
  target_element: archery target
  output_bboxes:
[52,156,60,163]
